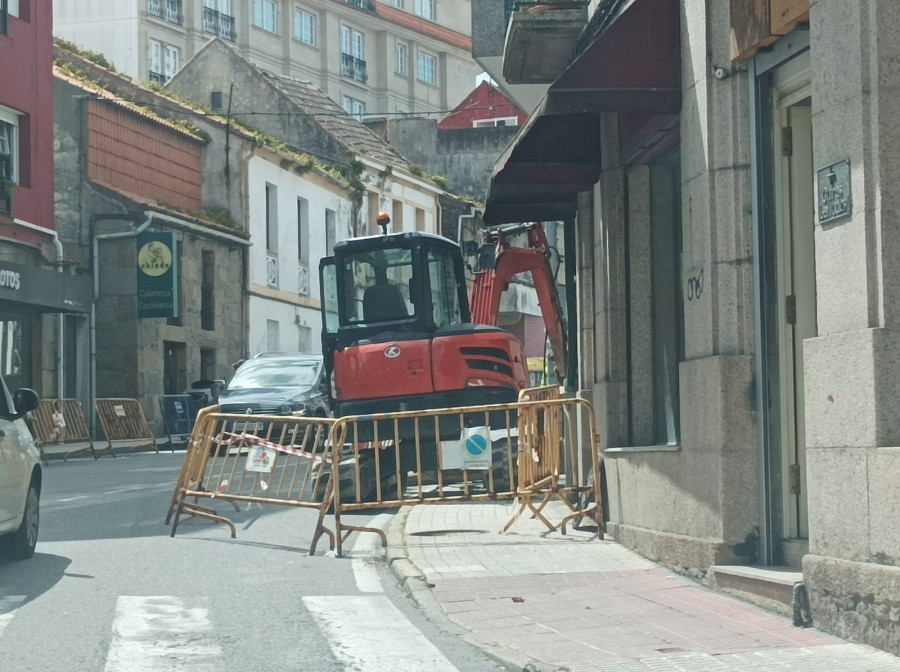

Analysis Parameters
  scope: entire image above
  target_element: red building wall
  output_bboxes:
[0,0,55,244]
[438,82,526,130]
[87,101,203,213]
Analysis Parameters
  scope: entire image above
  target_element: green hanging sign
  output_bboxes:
[136,232,178,318]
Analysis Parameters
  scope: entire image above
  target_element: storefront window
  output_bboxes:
[0,315,31,392]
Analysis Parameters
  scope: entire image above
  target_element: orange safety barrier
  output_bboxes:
[309,393,603,557]
[27,398,97,463]
[94,398,160,457]
[166,407,335,550]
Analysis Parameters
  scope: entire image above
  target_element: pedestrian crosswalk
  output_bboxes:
[104,596,221,672]
[304,595,463,672]
[0,590,472,671]
[0,595,26,639]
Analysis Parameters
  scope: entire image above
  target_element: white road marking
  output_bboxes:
[303,595,460,672]
[352,559,383,593]
[0,595,26,638]
[348,512,391,558]
[103,596,220,672]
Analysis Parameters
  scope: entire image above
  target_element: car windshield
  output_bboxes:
[226,359,321,389]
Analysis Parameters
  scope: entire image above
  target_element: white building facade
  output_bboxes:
[53,0,480,117]
[246,151,354,356]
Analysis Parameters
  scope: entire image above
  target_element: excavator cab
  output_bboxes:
[319,229,471,385]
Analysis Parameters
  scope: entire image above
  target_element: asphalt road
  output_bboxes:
[0,452,509,672]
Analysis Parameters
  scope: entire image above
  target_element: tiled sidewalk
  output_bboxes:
[390,501,900,672]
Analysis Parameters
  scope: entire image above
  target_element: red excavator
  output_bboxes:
[318,216,566,491]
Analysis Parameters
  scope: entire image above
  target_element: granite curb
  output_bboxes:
[385,506,562,672]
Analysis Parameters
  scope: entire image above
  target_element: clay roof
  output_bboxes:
[260,71,404,168]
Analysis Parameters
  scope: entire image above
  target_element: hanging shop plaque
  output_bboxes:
[136,232,178,318]
[817,159,851,225]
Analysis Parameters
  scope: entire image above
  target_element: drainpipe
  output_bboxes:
[13,218,65,398]
[563,217,578,394]
[91,213,153,433]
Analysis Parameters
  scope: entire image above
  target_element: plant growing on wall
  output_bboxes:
[0,179,15,199]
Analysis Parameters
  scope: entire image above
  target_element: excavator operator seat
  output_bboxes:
[363,282,408,322]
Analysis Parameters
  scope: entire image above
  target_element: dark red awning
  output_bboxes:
[483,0,680,225]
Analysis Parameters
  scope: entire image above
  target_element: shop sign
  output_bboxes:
[817,159,851,225]
[137,232,178,318]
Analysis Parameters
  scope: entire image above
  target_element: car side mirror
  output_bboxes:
[12,388,40,418]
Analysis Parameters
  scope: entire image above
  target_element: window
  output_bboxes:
[298,325,312,352]
[391,0,403,7]
[648,161,682,444]
[203,0,236,40]
[396,42,408,76]
[413,0,434,20]
[253,0,277,32]
[325,209,336,255]
[200,347,217,380]
[473,117,518,128]
[0,111,19,185]
[297,197,309,263]
[265,183,278,252]
[166,240,183,326]
[341,25,363,58]
[415,207,425,232]
[342,96,365,121]
[201,250,215,331]
[417,51,436,85]
[294,8,315,45]
[7,0,19,19]
[623,156,683,446]
[340,26,367,83]
[163,45,180,81]
[392,200,403,232]
[427,248,462,328]
[163,342,187,394]
[266,319,280,352]
[148,39,162,81]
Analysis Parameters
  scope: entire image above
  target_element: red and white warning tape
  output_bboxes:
[224,431,329,464]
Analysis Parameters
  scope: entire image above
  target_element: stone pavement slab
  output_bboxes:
[392,501,900,672]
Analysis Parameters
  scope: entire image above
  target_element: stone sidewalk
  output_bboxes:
[386,500,900,672]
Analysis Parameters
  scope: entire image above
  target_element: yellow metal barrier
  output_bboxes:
[166,407,336,551]
[95,398,160,457]
[27,398,96,463]
[311,395,603,557]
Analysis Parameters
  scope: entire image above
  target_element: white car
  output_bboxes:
[0,380,41,561]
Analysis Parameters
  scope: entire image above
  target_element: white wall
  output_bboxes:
[248,296,322,356]
[53,0,141,77]
[246,154,352,354]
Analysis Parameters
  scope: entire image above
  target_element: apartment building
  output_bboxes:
[53,0,481,119]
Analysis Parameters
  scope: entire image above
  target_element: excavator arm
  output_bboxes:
[469,222,567,383]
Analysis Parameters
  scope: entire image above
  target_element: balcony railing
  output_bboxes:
[149,0,183,26]
[345,0,376,11]
[341,53,368,83]
[149,71,167,84]
[0,190,10,216]
[298,264,309,296]
[266,254,279,288]
[203,7,237,41]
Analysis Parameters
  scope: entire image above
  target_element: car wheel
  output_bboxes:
[3,482,39,560]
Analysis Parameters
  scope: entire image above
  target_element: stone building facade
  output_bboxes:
[478,0,900,656]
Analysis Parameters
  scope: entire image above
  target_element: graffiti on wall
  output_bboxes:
[685,267,704,302]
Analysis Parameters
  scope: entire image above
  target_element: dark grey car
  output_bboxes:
[218,353,331,418]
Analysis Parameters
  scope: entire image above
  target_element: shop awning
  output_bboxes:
[0,261,93,313]
[547,0,681,116]
[484,108,601,225]
[483,0,681,225]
